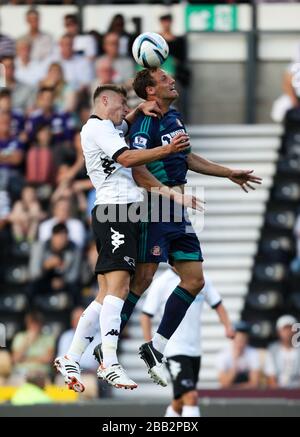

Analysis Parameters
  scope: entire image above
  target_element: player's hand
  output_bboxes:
[138,101,163,118]
[169,133,190,153]
[228,169,262,193]
[173,192,205,212]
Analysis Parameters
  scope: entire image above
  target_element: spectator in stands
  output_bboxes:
[26,87,75,145]
[38,197,86,248]
[30,222,82,301]
[56,306,99,398]
[0,350,12,386]
[15,38,49,87]
[0,88,25,138]
[11,311,55,382]
[90,56,114,100]
[158,14,190,119]
[54,129,85,187]
[217,321,260,388]
[0,55,35,112]
[8,184,44,243]
[64,13,97,60]
[107,14,135,57]
[22,8,54,62]
[101,32,135,84]
[0,22,15,58]
[39,62,77,112]
[26,123,55,186]
[0,112,25,196]
[80,241,98,302]
[290,213,300,274]
[55,34,94,91]
[264,315,300,388]
[11,372,52,405]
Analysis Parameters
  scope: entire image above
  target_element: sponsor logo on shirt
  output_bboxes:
[161,129,186,145]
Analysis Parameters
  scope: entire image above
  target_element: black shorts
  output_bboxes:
[91,204,140,275]
[166,355,201,400]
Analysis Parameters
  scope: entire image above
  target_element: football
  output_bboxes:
[132,32,169,68]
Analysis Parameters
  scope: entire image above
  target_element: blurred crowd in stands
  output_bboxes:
[0,4,300,402]
[0,7,190,399]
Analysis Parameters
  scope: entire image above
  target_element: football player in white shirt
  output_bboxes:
[141,267,234,417]
[54,84,203,392]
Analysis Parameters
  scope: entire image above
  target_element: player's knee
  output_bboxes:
[183,276,205,294]
[183,390,198,406]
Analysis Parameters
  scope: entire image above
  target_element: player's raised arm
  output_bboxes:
[132,165,204,212]
[186,153,262,193]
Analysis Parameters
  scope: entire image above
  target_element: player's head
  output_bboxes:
[93,84,129,126]
[0,88,12,113]
[37,86,55,111]
[133,68,178,104]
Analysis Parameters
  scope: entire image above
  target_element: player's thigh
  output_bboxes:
[173,261,205,295]
[130,262,159,296]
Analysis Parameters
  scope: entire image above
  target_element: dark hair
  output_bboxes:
[133,68,158,100]
[160,14,172,21]
[64,14,79,25]
[0,88,11,99]
[52,222,68,235]
[25,311,44,325]
[93,84,127,103]
[38,86,55,95]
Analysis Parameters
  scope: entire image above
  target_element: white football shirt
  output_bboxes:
[80,116,143,205]
[142,268,222,357]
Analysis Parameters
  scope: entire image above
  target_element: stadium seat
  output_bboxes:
[4,265,30,285]
[278,156,300,176]
[10,241,31,261]
[273,181,300,202]
[254,262,288,282]
[288,293,300,312]
[250,319,276,347]
[265,210,296,231]
[33,292,74,313]
[0,293,28,313]
[260,236,295,263]
[245,290,284,312]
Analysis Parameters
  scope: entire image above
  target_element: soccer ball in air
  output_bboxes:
[132,32,169,68]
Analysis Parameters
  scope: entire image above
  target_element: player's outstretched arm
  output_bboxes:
[186,153,262,193]
[132,165,204,212]
[117,133,190,168]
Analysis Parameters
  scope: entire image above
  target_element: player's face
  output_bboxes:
[109,93,129,125]
[151,69,178,100]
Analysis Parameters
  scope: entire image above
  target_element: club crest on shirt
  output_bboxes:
[151,246,161,256]
[133,136,147,149]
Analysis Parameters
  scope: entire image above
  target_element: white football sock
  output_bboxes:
[182,405,201,417]
[67,300,102,363]
[100,294,124,368]
[152,332,168,354]
[165,405,181,417]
